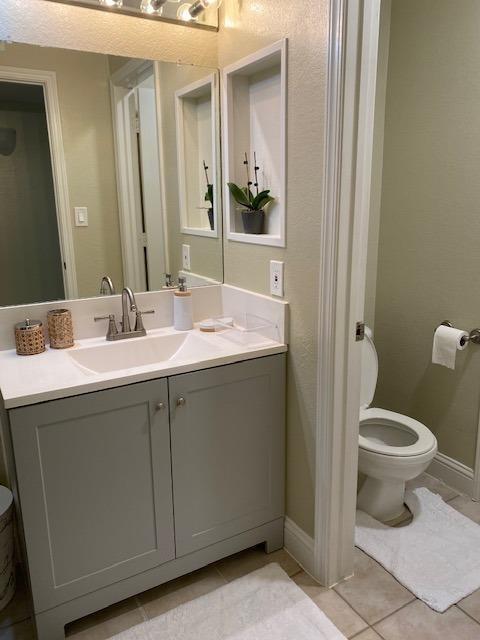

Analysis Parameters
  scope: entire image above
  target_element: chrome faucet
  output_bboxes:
[164,273,176,288]
[99,275,115,296]
[94,287,155,341]
[121,287,137,333]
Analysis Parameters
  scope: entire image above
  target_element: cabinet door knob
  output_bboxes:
[176,397,186,407]
[155,402,166,411]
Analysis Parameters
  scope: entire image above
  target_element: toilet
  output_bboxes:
[357,328,437,522]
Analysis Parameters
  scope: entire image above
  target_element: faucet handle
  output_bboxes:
[94,314,118,340]
[134,309,155,333]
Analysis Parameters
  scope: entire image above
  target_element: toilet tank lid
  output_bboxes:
[361,327,378,409]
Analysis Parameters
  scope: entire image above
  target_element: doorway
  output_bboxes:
[0,65,78,304]
[317,0,480,588]
[0,80,64,306]
[111,60,167,293]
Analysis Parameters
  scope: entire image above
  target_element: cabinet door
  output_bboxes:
[9,379,174,612]
[170,355,285,557]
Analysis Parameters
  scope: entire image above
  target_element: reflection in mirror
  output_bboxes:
[175,74,218,238]
[0,43,223,308]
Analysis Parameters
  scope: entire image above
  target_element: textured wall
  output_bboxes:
[373,0,480,468]
[0,43,124,297]
[218,0,328,535]
[0,0,218,67]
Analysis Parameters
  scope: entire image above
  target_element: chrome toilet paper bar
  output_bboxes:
[440,321,480,346]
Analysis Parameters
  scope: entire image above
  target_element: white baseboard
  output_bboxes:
[427,452,474,497]
[284,517,315,576]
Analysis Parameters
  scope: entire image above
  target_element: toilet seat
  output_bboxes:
[359,328,436,458]
[359,407,437,457]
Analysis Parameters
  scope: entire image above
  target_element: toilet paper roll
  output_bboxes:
[432,326,469,370]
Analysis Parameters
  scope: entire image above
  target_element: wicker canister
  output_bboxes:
[15,319,46,356]
[47,309,74,349]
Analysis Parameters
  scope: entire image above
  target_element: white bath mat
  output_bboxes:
[111,563,346,640]
[356,487,480,612]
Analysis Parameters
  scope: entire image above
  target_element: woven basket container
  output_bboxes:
[47,309,74,349]
[15,319,45,356]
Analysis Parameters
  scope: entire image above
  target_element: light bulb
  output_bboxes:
[98,0,123,7]
[177,3,194,20]
[141,0,165,14]
[177,0,222,20]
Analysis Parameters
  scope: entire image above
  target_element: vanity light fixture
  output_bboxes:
[97,0,219,18]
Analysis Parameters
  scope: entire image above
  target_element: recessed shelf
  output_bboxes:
[175,73,219,238]
[222,40,287,248]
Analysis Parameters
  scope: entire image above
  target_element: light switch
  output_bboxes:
[270,260,284,297]
[75,207,88,227]
[182,244,191,270]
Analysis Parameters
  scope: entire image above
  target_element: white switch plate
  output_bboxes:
[182,244,191,270]
[74,207,88,227]
[270,260,284,297]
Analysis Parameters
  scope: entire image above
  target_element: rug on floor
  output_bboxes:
[111,563,346,640]
[356,487,480,612]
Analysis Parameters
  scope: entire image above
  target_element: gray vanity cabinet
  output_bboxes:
[170,356,285,556]
[9,379,175,613]
[6,355,285,639]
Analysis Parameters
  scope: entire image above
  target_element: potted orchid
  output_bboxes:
[203,160,214,230]
[227,153,275,234]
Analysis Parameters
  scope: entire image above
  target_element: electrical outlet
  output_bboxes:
[270,260,284,297]
[182,244,191,270]
[74,207,88,227]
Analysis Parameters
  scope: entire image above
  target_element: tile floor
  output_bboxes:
[2,473,480,640]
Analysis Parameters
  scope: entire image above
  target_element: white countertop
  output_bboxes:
[0,325,287,409]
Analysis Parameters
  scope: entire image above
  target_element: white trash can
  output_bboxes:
[0,486,15,610]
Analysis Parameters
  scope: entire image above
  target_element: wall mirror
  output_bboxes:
[0,43,223,307]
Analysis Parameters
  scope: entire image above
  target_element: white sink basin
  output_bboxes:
[68,332,220,374]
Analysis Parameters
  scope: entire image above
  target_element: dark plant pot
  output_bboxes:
[207,208,214,231]
[242,209,265,234]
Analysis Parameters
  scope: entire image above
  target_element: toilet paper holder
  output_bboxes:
[440,321,480,346]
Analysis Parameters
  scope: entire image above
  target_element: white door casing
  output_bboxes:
[314,0,381,586]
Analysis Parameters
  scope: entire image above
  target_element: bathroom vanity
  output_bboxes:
[0,321,286,640]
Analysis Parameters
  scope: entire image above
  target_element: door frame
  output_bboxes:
[0,66,78,299]
[110,59,170,291]
[314,0,381,586]
[110,61,149,292]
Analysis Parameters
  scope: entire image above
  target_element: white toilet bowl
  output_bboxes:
[357,330,437,522]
